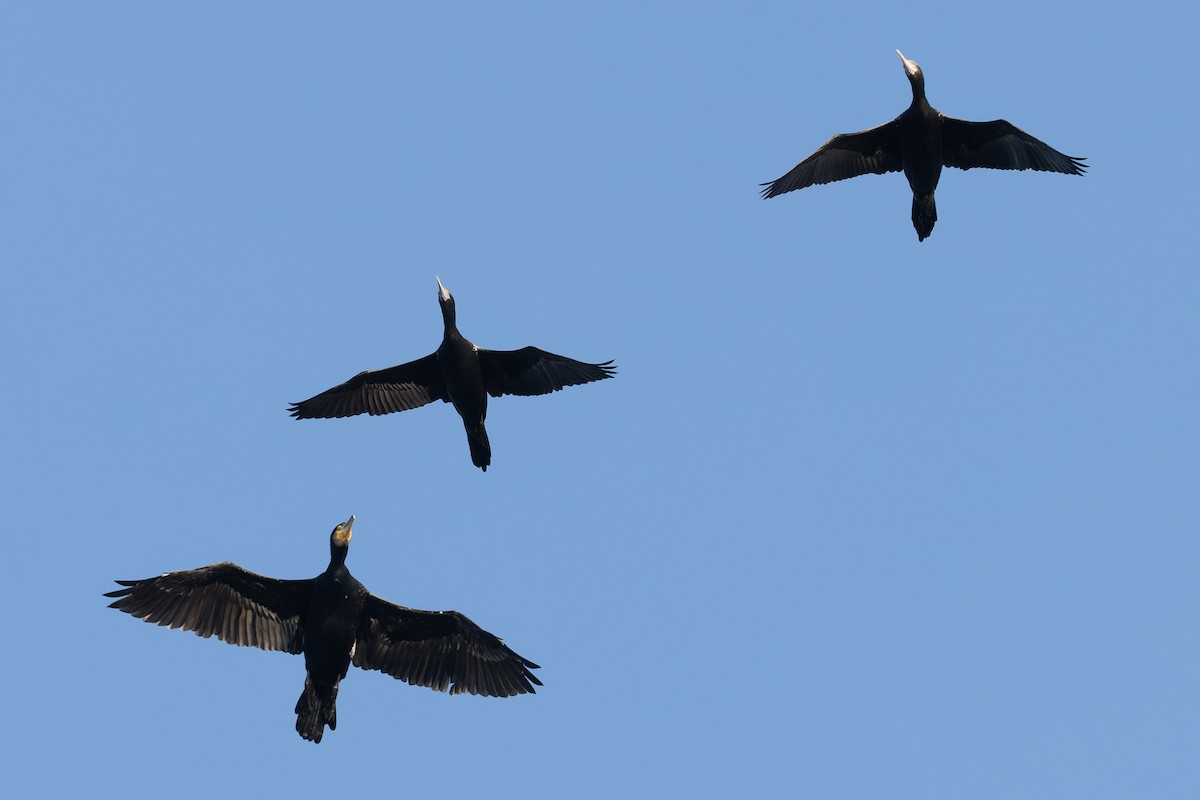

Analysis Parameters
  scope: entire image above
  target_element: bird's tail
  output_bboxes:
[912,193,937,241]
[295,676,338,744]
[466,422,491,472]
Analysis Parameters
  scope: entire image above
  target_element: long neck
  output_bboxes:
[328,543,349,569]
[908,72,928,109]
[441,300,459,338]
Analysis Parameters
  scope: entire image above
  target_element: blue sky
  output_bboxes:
[4,3,1198,798]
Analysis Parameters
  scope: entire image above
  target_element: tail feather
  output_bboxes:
[466,422,491,472]
[295,677,338,744]
[912,193,937,241]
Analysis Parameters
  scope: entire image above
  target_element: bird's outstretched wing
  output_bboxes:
[761,120,903,198]
[353,595,542,697]
[478,347,616,398]
[106,563,312,653]
[288,353,447,419]
[941,118,1087,174]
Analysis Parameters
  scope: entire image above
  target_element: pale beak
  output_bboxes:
[339,514,355,543]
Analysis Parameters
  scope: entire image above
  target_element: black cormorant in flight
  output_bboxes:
[289,277,616,471]
[106,515,541,743]
[761,51,1087,241]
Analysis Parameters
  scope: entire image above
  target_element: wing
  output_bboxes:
[353,595,542,697]
[288,353,447,419]
[941,117,1087,174]
[760,120,903,198]
[478,347,616,398]
[106,563,312,653]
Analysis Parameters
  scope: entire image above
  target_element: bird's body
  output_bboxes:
[106,516,541,743]
[304,564,365,685]
[435,300,493,469]
[898,81,944,240]
[294,542,366,740]
[761,51,1087,240]
[289,277,616,471]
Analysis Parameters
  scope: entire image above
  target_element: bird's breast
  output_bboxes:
[900,115,944,194]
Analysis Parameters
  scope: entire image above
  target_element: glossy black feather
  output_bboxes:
[941,118,1087,174]
[105,563,310,653]
[480,348,617,398]
[760,122,903,198]
[353,597,542,696]
[288,354,446,419]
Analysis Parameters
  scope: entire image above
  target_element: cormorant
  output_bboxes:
[106,515,541,743]
[289,277,617,471]
[761,51,1087,241]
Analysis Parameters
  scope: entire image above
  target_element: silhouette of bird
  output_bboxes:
[761,51,1087,240]
[289,277,616,471]
[106,515,541,743]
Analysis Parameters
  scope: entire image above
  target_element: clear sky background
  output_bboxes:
[4,3,1197,798]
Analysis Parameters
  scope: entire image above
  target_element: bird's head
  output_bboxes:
[436,275,453,306]
[896,50,921,79]
[896,50,926,100]
[897,50,926,85]
[331,514,355,549]
[435,276,457,328]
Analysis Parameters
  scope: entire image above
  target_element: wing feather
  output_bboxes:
[761,120,904,198]
[941,117,1087,174]
[289,353,447,419]
[352,595,541,697]
[106,563,311,654]
[478,347,616,398]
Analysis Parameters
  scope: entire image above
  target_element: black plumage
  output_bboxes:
[289,277,617,471]
[761,51,1087,241]
[106,516,541,743]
